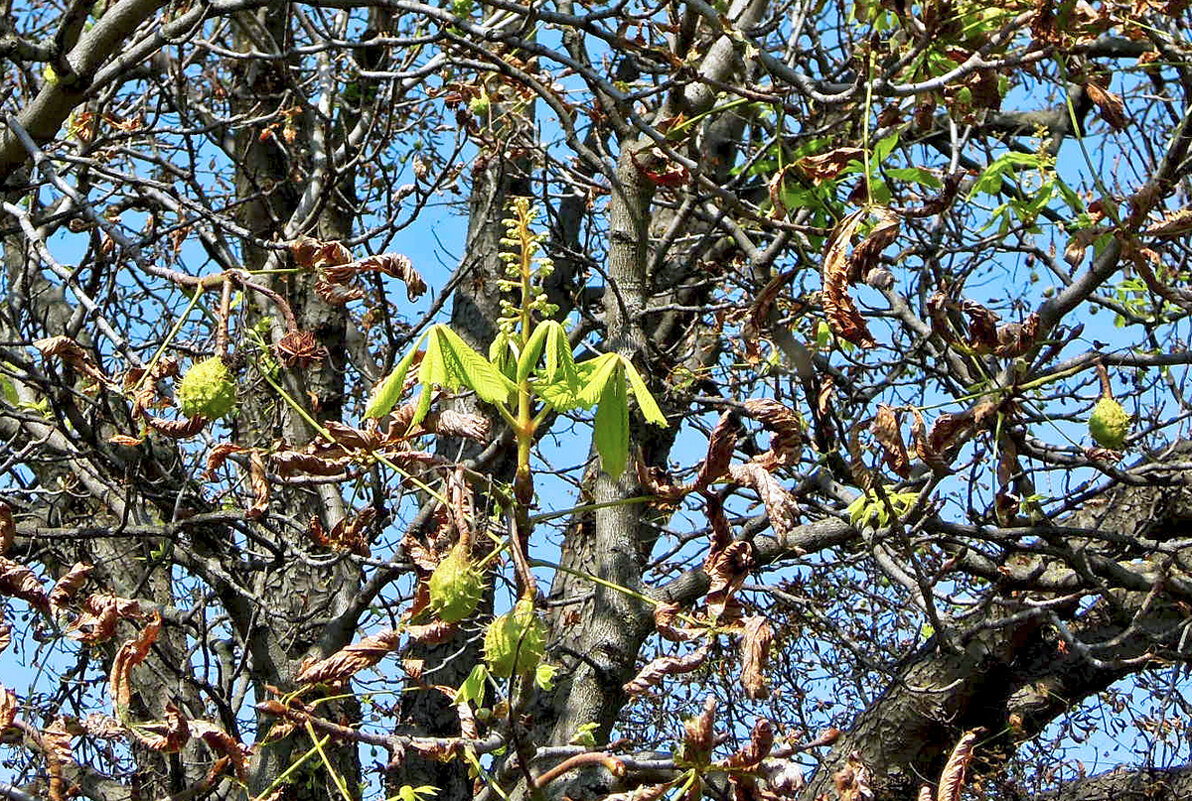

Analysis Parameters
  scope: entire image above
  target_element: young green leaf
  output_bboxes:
[364,331,427,419]
[453,663,488,707]
[594,368,629,479]
[576,352,622,408]
[516,321,551,384]
[621,359,667,427]
[421,325,516,406]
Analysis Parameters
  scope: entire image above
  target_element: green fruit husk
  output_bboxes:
[484,598,545,679]
[177,357,236,419]
[428,544,484,623]
[1088,396,1130,450]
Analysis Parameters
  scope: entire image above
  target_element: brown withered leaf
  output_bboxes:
[695,412,740,489]
[34,336,117,390]
[797,148,864,184]
[623,644,709,696]
[821,210,877,347]
[350,253,427,300]
[291,237,352,269]
[401,532,441,575]
[142,413,207,438]
[960,300,1000,352]
[406,621,457,645]
[315,276,366,306]
[743,269,799,364]
[296,628,402,684]
[742,399,802,469]
[704,539,755,623]
[739,616,773,700]
[445,468,474,547]
[834,751,874,801]
[273,449,351,478]
[246,453,269,520]
[653,602,704,642]
[0,555,49,611]
[1144,207,1192,238]
[0,684,16,729]
[937,729,982,801]
[995,314,1041,357]
[728,463,799,543]
[0,620,10,654]
[422,409,490,442]
[204,443,247,478]
[848,208,900,283]
[918,409,977,471]
[43,716,73,801]
[456,699,478,740]
[317,507,376,557]
[49,562,93,610]
[1085,81,1128,130]
[1064,226,1106,266]
[188,720,252,782]
[637,463,689,504]
[134,701,190,752]
[726,718,774,769]
[768,165,797,220]
[275,330,325,369]
[0,501,13,555]
[1084,445,1123,463]
[870,405,910,478]
[919,786,933,801]
[682,697,718,764]
[82,713,124,740]
[108,434,144,447]
[66,592,142,644]
[110,611,161,717]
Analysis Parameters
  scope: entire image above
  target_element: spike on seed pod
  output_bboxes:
[176,357,236,420]
[484,597,545,678]
[1088,395,1130,450]
[427,543,485,623]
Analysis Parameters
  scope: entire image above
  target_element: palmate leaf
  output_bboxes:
[420,325,516,406]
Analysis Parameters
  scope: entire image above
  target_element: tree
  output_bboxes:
[2,0,1192,799]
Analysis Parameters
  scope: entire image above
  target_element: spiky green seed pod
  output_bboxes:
[428,543,484,623]
[1088,396,1130,450]
[176,357,236,419]
[484,598,545,679]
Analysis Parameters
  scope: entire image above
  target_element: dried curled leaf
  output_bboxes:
[739,616,773,700]
[405,621,457,645]
[142,413,207,439]
[0,621,10,654]
[0,501,13,555]
[834,751,874,801]
[49,562,93,610]
[309,507,375,557]
[1144,207,1192,238]
[695,412,740,488]
[82,713,124,739]
[188,720,253,782]
[274,330,325,369]
[35,336,117,389]
[623,645,709,696]
[937,729,982,801]
[0,684,16,729]
[741,399,802,470]
[727,462,799,543]
[134,701,190,752]
[682,697,717,764]
[0,555,49,611]
[653,602,704,642]
[870,405,910,478]
[110,611,162,718]
[204,443,247,478]
[42,716,73,801]
[66,592,143,644]
[821,210,877,348]
[290,237,352,269]
[1085,81,1128,130]
[246,453,269,520]
[296,629,403,684]
[797,147,864,184]
[348,253,427,300]
[703,538,755,623]
[727,718,773,769]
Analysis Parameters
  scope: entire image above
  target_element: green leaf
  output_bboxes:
[575,352,621,408]
[594,370,629,479]
[534,662,559,692]
[885,167,942,189]
[569,722,600,748]
[516,321,551,384]
[621,360,667,427]
[489,330,517,380]
[423,325,516,406]
[873,132,899,166]
[454,664,488,707]
[364,332,426,419]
